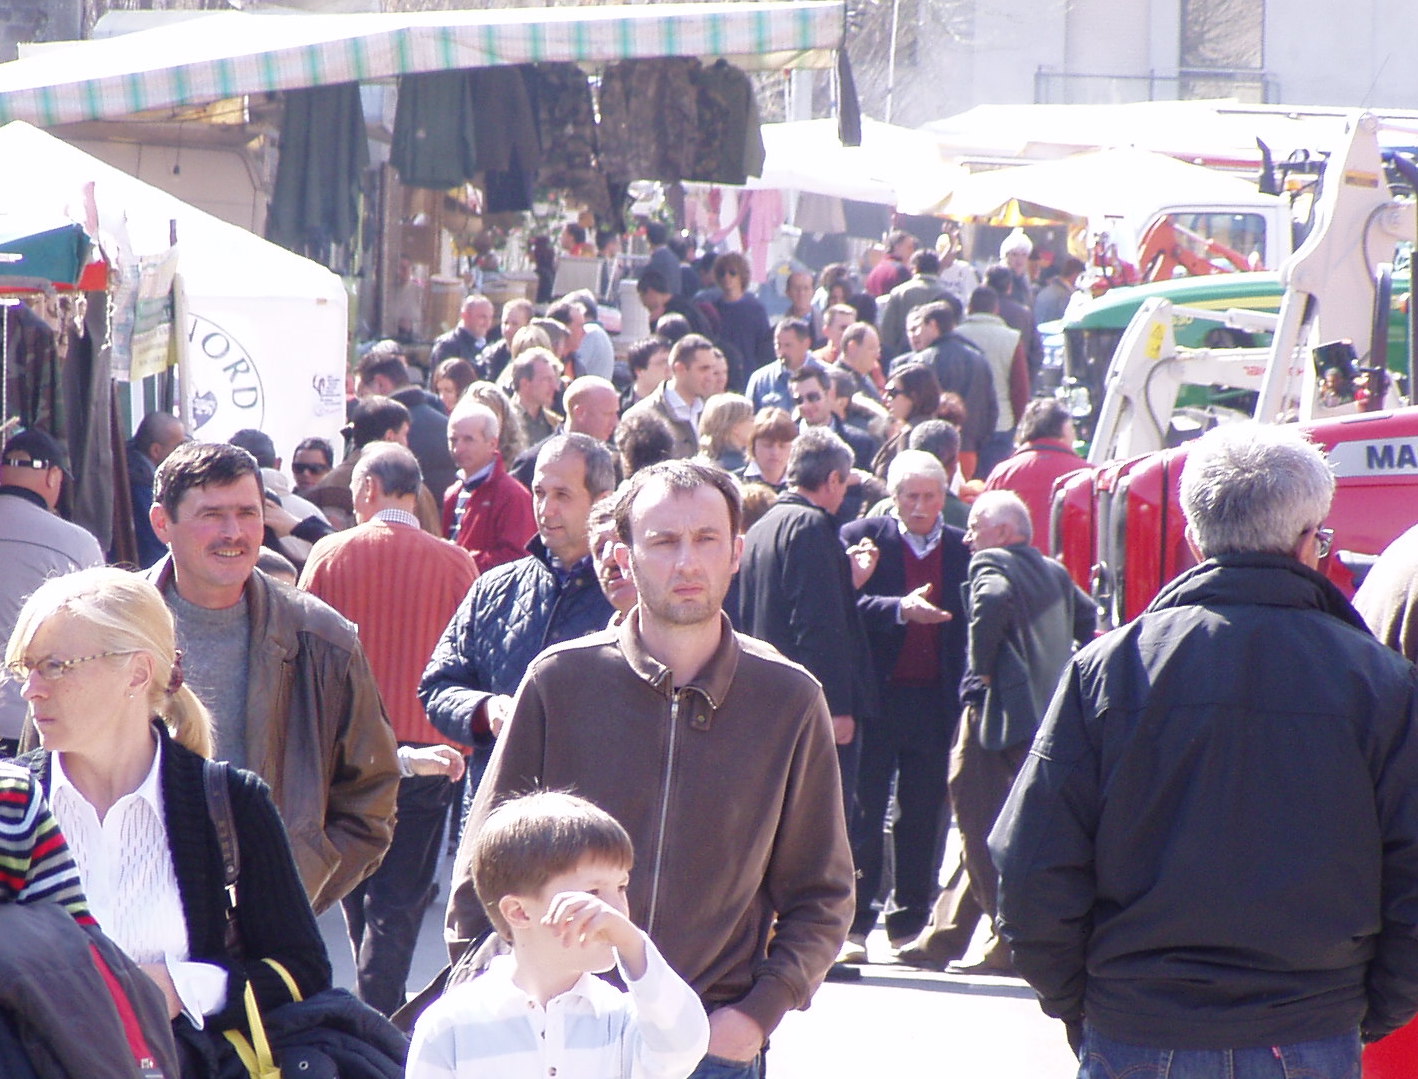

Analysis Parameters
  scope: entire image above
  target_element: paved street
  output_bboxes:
[319,852,1078,1077]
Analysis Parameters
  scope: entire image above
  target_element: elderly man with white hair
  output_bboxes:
[921,488,1094,977]
[837,450,971,964]
[991,422,1418,1074]
[443,397,536,572]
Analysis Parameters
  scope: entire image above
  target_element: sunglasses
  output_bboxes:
[791,392,823,405]
[292,462,330,475]
[884,387,904,399]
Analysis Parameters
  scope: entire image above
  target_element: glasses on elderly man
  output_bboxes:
[3,650,136,684]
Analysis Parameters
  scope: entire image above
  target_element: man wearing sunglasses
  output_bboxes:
[0,428,105,755]
[991,422,1418,1076]
[789,361,878,474]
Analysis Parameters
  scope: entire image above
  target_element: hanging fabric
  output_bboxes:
[686,59,765,186]
[524,63,607,213]
[389,71,478,190]
[469,67,543,214]
[267,83,369,252]
[597,59,698,184]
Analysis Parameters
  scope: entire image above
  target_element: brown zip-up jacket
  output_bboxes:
[446,610,853,1036]
[148,559,399,913]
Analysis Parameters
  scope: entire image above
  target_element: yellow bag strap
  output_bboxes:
[223,978,281,1078]
[261,958,303,1003]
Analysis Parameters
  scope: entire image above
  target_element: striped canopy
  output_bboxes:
[0,2,845,128]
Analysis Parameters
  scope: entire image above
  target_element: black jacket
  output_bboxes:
[990,554,1418,1049]
[419,537,613,745]
[390,386,456,500]
[733,492,877,719]
[24,726,331,1037]
[840,514,969,707]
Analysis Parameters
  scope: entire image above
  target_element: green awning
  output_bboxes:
[0,2,845,127]
[0,222,93,289]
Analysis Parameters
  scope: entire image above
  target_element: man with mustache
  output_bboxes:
[146,440,400,914]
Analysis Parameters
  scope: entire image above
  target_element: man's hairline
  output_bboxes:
[625,477,735,546]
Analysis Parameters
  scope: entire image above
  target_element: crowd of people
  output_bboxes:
[6,219,1418,1079]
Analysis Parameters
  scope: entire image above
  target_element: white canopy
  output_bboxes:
[754,118,966,212]
[0,121,346,460]
[938,147,1278,224]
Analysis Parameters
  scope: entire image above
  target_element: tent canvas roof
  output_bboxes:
[754,118,965,211]
[0,121,342,304]
[0,3,844,127]
[938,147,1278,225]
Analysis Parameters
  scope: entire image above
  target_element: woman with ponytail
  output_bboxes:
[5,567,332,1077]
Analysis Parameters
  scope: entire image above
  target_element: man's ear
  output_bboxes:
[150,502,173,544]
[729,533,744,574]
[1184,523,1203,563]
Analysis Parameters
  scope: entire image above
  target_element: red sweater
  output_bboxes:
[984,438,1090,555]
[301,518,478,746]
[441,455,537,574]
[891,541,942,687]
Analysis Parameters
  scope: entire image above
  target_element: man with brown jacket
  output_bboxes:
[447,459,853,1079]
[147,441,400,914]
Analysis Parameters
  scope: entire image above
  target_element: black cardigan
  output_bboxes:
[23,723,332,1032]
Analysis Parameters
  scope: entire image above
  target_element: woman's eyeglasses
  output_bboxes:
[4,650,135,684]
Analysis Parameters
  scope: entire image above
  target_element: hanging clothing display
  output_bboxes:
[524,63,607,214]
[267,83,369,253]
[744,189,786,284]
[389,71,478,190]
[470,66,543,213]
[686,59,765,186]
[597,58,698,184]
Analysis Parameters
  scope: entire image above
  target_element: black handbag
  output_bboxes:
[200,761,408,1079]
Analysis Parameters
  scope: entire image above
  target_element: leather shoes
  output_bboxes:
[836,934,868,965]
[945,956,1016,977]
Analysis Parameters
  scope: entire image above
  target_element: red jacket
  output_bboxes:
[983,438,1090,554]
[441,455,537,574]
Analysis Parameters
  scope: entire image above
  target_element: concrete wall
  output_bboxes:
[868,0,1418,126]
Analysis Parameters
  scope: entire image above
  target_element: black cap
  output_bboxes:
[2,427,71,475]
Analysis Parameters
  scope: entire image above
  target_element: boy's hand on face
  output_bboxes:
[542,890,647,979]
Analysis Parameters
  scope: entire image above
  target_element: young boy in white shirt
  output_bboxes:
[406,791,709,1079]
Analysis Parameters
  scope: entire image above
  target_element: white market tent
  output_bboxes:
[754,117,967,213]
[0,121,346,461]
[923,100,1418,171]
[0,2,845,126]
[938,147,1281,235]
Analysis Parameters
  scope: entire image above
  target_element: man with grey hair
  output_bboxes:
[430,293,496,370]
[990,422,1418,1072]
[300,442,477,1014]
[735,426,878,819]
[923,488,1093,976]
[838,449,970,963]
[421,432,616,772]
[443,397,535,573]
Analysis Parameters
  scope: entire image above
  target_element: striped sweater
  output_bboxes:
[300,516,479,746]
[0,762,93,923]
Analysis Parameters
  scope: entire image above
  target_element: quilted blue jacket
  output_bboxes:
[419,536,613,745]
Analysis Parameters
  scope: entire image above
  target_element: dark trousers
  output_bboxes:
[909,704,1028,963]
[343,771,453,1016]
[849,684,956,939]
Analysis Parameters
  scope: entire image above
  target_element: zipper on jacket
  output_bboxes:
[647,689,680,935]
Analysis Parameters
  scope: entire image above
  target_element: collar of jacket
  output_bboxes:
[1145,551,1369,632]
[147,556,300,663]
[615,608,741,721]
[777,489,826,515]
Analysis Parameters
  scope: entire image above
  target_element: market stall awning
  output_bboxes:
[0,2,845,128]
[938,148,1276,223]
[0,220,103,291]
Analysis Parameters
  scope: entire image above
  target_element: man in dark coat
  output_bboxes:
[916,489,1092,975]
[838,450,969,962]
[356,345,456,499]
[733,427,877,819]
[992,423,1418,1072]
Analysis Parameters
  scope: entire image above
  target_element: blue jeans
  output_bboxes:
[1078,1026,1361,1079]
[687,1053,764,1079]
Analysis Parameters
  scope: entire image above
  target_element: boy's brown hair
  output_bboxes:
[473,791,634,939]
